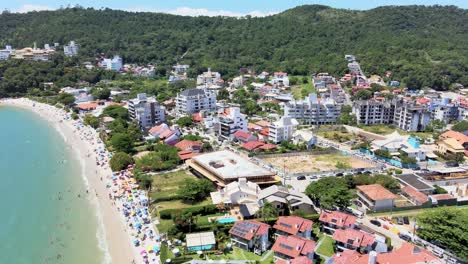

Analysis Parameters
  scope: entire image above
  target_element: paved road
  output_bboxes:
[360,216,404,248]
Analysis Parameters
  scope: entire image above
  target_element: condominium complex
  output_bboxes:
[393,103,431,132]
[284,93,341,125]
[64,41,79,57]
[268,116,299,144]
[101,55,123,71]
[353,99,396,125]
[128,93,166,129]
[216,105,248,140]
[175,88,217,115]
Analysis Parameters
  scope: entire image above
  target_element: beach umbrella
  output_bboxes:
[197,250,203,256]
[153,245,160,252]
[147,246,153,252]
[140,249,147,255]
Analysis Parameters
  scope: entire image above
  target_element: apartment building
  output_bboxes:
[175,88,217,115]
[353,99,395,125]
[268,116,299,144]
[284,93,341,125]
[101,55,123,71]
[196,68,221,88]
[0,45,14,60]
[128,93,166,129]
[64,41,79,57]
[393,102,431,132]
[216,105,248,140]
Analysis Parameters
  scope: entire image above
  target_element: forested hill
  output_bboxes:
[0,5,467,89]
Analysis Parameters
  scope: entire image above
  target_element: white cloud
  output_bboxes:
[126,6,277,17]
[15,4,52,13]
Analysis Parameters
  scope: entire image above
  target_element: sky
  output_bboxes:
[4,0,467,16]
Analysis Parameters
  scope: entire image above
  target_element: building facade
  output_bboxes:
[353,100,395,125]
[101,55,123,71]
[393,102,431,132]
[64,41,79,57]
[216,105,248,140]
[175,88,217,115]
[268,116,299,144]
[284,93,341,125]
[128,93,166,129]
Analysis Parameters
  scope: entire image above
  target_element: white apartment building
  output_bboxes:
[353,100,395,125]
[393,103,431,132]
[101,55,123,71]
[284,93,341,125]
[64,41,79,57]
[172,64,190,75]
[0,45,14,60]
[197,68,221,88]
[268,116,299,144]
[270,72,290,87]
[128,93,166,129]
[175,88,217,115]
[216,105,248,140]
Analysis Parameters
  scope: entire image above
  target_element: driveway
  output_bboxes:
[360,216,404,248]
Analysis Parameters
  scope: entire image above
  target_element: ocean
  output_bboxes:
[0,106,104,264]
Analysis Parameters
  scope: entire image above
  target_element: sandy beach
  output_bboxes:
[2,98,160,264]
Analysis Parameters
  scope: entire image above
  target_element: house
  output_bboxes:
[242,141,265,151]
[439,130,468,149]
[328,242,442,264]
[76,102,98,112]
[229,220,270,254]
[371,131,427,161]
[270,72,290,87]
[175,139,203,160]
[158,126,181,145]
[258,185,314,214]
[284,93,341,125]
[210,178,260,207]
[148,123,169,138]
[436,138,465,156]
[273,216,313,239]
[63,41,79,57]
[401,186,429,206]
[269,116,299,144]
[319,211,357,234]
[197,68,222,88]
[176,89,217,115]
[332,228,375,252]
[429,194,457,206]
[272,235,315,263]
[233,130,257,144]
[186,232,216,252]
[128,93,166,129]
[292,130,317,149]
[356,184,397,212]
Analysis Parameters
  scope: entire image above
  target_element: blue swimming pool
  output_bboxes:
[216,217,236,224]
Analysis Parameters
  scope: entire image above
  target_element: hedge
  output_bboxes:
[159,204,218,220]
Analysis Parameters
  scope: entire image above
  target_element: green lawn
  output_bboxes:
[291,75,315,100]
[156,198,212,210]
[150,170,200,200]
[156,219,175,233]
[360,125,435,140]
[316,236,335,257]
[184,248,272,263]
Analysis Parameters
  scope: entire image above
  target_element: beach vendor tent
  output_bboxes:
[186,232,216,251]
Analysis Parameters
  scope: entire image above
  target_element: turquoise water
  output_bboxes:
[216,218,236,224]
[0,106,103,264]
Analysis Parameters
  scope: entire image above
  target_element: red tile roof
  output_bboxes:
[259,127,270,136]
[77,102,98,110]
[356,184,397,201]
[440,130,468,144]
[255,120,270,127]
[248,123,262,131]
[330,242,441,264]
[430,194,455,201]
[192,113,203,122]
[149,124,168,135]
[174,139,202,152]
[272,235,315,259]
[229,220,270,241]
[319,211,357,228]
[242,141,264,151]
[273,216,313,236]
[416,97,431,104]
[159,129,175,139]
[260,143,277,150]
[402,186,429,204]
[233,130,254,141]
[177,150,199,160]
[275,257,312,264]
[332,228,375,248]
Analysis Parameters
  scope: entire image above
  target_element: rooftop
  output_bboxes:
[401,186,429,204]
[229,220,269,241]
[333,228,375,248]
[395,174,434,191]
[319,211,357,228]
[271,235,315,259]
[273,216,313,236]
[186,232,216,248]
[357,184,397,201]
[191,150,274,180]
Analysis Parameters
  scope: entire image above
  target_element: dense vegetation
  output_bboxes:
[0,4,467,98]
[417,207,468,260]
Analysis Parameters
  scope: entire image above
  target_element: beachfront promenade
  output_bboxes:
[2,98,160,264]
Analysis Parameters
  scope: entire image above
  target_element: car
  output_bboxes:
[399,233,412,242]
[297,175,306,180]
[403,216,410,225]
[370,220,381,227]
[309,176,317,180]
[335,173,344,177]
[397,217,404,225]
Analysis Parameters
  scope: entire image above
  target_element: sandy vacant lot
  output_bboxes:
[261,153,374,173]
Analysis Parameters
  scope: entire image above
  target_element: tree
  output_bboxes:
[417,208,468,260]
[102,105,128,120]
[83,114,100,128]
[374,149,392,159]
[352,90,372,101]
[217,88,230,100]
[110,152,134,171]
[91,87,111,100]
[176,116,194,127]
[305,177,352,209]
[259,201,278,221]
[452,121,468,133]
[110,133,133,153]
[177,178,214,202]
[135,144,180,172]
[433,185,448,194]
[57,93,75,106]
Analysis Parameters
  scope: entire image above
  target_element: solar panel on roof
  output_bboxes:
[347,239,355,244]
[279,243,294,251]
[280,223,292,228]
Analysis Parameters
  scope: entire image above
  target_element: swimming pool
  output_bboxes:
[216,217,236,224]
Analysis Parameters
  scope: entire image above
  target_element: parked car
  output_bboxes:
[399,233,412,242]
[297,175,306,180]
[403,216,410,225]
[397,217,404,225]
[353,200,363,207]
[370,220,381,227]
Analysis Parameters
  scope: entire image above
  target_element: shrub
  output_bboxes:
[110,152,134,171]
[71,112,79,120]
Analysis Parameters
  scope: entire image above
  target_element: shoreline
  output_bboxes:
[1,98,149,264]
